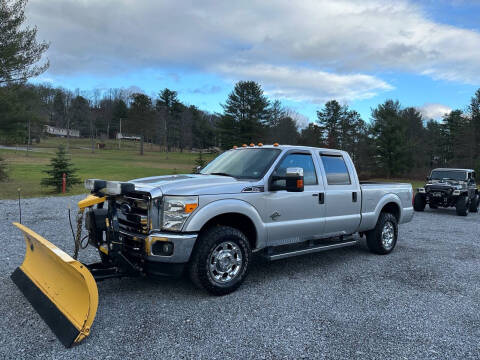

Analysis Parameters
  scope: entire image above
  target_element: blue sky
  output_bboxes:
[27,0,480,125]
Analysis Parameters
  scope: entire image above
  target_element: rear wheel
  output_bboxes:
[366,212,398,255]
[469,194,479,213]
[413,193,426,211]
[455,196,470,216]
[188,225,251,295]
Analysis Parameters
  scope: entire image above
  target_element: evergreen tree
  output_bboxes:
[370,100,409,177]
[316,100,342,148]
[128,93,154,155]
[192,151,207,173]
[41,145,80,192]
[219,81,270,148]
[0,0,49,84]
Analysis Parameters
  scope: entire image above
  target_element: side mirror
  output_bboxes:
[426,176,431,182]
[270,167,304,192]
[195,165,202,174]
[285,167,304,192]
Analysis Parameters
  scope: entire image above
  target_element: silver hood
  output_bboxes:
[130,174,260,198]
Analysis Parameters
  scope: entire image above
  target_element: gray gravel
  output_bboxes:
[1,195,479,359]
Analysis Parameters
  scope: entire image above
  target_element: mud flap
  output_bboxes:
[11,222,98,347]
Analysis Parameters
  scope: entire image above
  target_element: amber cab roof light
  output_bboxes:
[273,143,279,146]
[257,143,263,146]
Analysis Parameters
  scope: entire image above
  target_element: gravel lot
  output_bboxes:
[1,195,479,359]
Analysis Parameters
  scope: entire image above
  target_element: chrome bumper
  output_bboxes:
[145,232,197,263]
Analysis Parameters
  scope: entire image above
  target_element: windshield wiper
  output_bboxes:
[209,172,234,177]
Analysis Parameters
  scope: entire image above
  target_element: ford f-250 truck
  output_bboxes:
[11,144,414,346]
[85,145,414,294]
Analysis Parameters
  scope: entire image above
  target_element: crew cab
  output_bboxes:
[84,145,414,295]
[414,168,479,216]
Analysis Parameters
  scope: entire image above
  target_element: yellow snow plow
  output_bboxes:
[11,180,149,347]
[11,222,98,347]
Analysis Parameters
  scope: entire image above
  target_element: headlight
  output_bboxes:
[162,196,198,231]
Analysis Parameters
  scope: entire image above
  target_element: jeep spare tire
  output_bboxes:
[413,193,426,211]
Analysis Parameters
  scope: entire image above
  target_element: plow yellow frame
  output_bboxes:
[11,223,98,347]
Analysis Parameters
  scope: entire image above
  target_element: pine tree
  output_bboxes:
[41,145,80,192]
[192,151,207,173]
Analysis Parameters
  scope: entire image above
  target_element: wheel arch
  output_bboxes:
[183,199,266,249]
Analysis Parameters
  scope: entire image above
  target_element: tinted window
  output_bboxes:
[321,155,351,185]
[274,153,317,185]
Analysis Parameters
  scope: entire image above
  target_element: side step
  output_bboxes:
[264,236,358,261]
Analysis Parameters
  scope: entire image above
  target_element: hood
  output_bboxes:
[130,174,260,197]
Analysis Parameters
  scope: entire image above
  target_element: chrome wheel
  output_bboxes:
[208,241,243,284]
[381,221,395,250]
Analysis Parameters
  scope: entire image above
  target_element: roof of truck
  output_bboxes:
[232,144,345,153]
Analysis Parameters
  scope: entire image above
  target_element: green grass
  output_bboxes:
[0,137,214,199]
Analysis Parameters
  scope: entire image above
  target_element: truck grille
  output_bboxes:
[116,191,151,253]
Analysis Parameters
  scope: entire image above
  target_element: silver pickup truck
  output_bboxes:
[82,145,414,295]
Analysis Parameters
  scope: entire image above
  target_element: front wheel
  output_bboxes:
[413,193,426,211]
[469,194,479,213]
[366,212,398,255]
[456,196,470,216]
[188,225,251,295]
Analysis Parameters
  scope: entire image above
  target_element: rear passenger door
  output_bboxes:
[319,152,361,236]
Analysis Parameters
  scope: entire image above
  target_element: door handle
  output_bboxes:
[319,192,325,204]
[352,192,357,202]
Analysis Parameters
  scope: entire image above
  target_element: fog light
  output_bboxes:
[152,241,174,256]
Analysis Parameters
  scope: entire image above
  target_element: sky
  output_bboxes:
[26,0,480,125]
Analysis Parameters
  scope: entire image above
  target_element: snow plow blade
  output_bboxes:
[11,222,98,347]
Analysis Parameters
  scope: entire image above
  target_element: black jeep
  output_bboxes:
[414,168,479,216]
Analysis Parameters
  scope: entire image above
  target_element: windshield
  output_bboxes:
[430,170,467,181]
[201,148,281,179]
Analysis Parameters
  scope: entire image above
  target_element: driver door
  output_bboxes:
[264,151,325,246]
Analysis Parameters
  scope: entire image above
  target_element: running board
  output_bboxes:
[264,237,358,261]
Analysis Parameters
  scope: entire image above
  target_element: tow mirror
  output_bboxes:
[270,167,304,192]
[285,167,304,192]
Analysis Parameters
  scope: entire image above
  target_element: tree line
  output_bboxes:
[2,80,480,178]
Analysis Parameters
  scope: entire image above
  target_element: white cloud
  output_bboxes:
[25,0,480,102]
[417,103,452,119]
[215,63,392,102]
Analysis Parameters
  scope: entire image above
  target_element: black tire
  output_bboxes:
[366,212,398,255]
[429,203,438,209]
[469,194,479,213]
[455,196,469,216]
[413,193,426,211]
[188,225,251,296]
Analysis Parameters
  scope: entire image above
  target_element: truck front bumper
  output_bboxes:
[145,232,197,263]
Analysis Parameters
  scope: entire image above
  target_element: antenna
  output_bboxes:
[17,188,22,224]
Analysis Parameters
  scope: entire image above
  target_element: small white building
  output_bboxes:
[116,133,140,141]
[44,125,80,138]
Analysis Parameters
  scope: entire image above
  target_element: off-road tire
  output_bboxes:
[469,194,479,213]
[188,225,251,296]
[413,193,426,211]
[456,196,469,216]
[366,212,398,255]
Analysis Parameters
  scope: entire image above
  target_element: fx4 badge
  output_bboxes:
[270,211,281,220]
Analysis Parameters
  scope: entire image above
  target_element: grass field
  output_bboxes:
[0,137,215,199]
[0,137,423,199]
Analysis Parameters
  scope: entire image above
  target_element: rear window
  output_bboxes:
[320,155,351,185]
